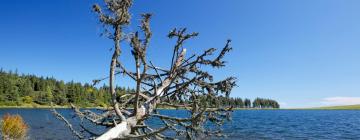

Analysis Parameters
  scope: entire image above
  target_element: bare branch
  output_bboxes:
[57,0,236,139]
[51,108,84,139]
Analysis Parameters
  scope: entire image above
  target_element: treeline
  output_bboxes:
[216,97,280,109]
[0,69,280,108]
[0,69,134,107]
[252,98,280,108]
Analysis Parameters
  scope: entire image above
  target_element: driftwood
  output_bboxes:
[53,0,236,139]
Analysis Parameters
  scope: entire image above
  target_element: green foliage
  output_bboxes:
[244,98,252,108]
[252,97,280,108]
[22,96,33,104]
[214,97,279,108]
[0,69,280,109]
[0,69,132,107]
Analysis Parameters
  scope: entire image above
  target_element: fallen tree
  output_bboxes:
[52,0,236,139]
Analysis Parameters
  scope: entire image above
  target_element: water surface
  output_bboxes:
[0,109,359,140]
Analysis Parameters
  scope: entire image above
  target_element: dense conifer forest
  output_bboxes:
[0,69,131,107]
[0,69,279,108]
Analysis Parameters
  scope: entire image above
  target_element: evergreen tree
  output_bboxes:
[0,69,280,109]
[244,98,251,108]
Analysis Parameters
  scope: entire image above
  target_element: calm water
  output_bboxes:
[0,109,359,140]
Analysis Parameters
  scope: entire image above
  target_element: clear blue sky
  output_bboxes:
[1,0,360,108]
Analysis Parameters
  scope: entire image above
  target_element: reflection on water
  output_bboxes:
[0,109,359,140]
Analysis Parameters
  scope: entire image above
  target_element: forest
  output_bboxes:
[0,69,123,107]
[0,69,279,108]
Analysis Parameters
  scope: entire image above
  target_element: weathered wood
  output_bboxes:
[54,0,235,139]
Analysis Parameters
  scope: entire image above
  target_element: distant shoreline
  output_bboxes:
[0,105,280,110]
[0,104,103,109]
[1,105,359,110]
[302,104,360,110]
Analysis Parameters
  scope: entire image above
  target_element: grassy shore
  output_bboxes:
[287,104,360,110]
[0,104,70,109]
[0,103,105,109]
[307,104,360,110]
[0,104,180,110]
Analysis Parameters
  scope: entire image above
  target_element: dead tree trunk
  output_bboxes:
[53,0,236,139]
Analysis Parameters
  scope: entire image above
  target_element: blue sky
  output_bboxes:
[1,0,360,108]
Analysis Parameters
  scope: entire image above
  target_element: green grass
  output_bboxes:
[0,104,69,109]
[308,104,360,110]
[0,103,107,109]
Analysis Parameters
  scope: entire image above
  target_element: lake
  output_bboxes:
[0,109,359,140]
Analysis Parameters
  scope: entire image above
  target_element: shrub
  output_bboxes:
[96,101,107,108]
[22,96,33,104]
[1,114,28,140]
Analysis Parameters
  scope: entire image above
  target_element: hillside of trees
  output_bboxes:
[0,69,279,108]
[0,69,134,107]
